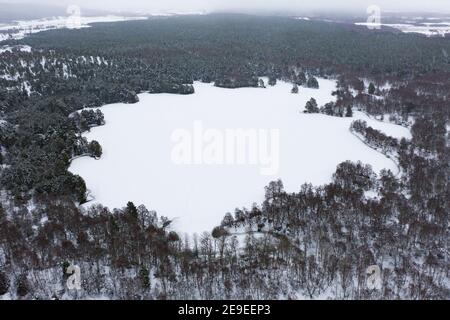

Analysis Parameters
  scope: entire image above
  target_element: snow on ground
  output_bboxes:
[0,45,31,54]
[354,111,411,134]
[69,79,411,236]
[355,22,450,37]
[0,15,148,42]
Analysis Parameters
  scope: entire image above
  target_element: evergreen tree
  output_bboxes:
[307,76,319,89]
[70,174,87,203]
[291,84,299,94]
[16,274,29,297]
[345,105,353,117]
[297,71,307,85]
[221,212,234,227]
[268,76,277,86]
[88,140,102,159]
[0,272,9,296]
[139,267,150,289]
[368,82,376,95]
[304,98,319,113]
[126,201,138,219]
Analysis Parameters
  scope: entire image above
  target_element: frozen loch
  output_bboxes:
[69,79,411,235]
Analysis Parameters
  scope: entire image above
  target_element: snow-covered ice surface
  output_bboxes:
[69,79,411,235]
[0,15,148,42]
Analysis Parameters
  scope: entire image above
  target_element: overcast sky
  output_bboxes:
[1,0,449,14]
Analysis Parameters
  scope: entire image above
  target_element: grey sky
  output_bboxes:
[1,0,449,14]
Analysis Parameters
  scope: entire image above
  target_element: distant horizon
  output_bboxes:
[0,0,449,18]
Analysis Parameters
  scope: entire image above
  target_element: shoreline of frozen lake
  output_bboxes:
[69,79,411,235]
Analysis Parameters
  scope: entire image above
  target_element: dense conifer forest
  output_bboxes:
[0,14,448,299]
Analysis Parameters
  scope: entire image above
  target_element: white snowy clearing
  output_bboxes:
[0,45,31,54]
[0,15,148,42]
[355,22,450,37]
[69,79,411,235]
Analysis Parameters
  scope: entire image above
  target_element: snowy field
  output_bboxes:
[69,79,411,235]
[0,45,31,54]
[355,21,450,37]
[0,15,148,42]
